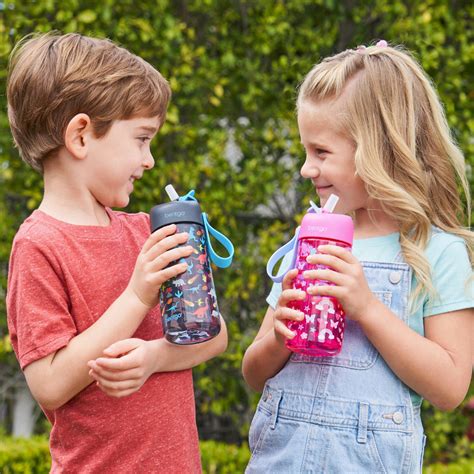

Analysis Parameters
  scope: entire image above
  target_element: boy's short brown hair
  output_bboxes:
[7,32,171,172]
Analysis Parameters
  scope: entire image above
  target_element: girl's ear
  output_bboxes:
[64,113,93,160]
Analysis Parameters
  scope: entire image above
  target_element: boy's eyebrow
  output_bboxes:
[136,126,159,134]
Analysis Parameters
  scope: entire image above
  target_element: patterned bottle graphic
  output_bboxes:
[150,199,220,345]
[287,237,351,356]
[286,209,354,356]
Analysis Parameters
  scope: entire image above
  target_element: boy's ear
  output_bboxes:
[64,113,93,160]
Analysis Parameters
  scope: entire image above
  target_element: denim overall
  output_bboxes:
[246,257,426,474]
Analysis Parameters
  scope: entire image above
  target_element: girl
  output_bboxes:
[242,41,473,473]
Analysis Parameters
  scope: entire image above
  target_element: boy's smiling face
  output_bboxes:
[84,116,160,208]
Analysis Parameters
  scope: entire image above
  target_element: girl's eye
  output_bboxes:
[316,148,328,156]
[138,137,150,143]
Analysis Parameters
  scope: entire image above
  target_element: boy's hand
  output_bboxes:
[127,224,193,308]
[304,244,376,322]
[88,339,158,398]
[273,268,305,344]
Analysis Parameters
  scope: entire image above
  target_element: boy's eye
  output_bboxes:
[138,137,151,143]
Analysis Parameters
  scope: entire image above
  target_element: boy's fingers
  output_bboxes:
[150,245,193,271]
[89,367,142,382]
[146,232,190,260]
[95,378,140,392]
[102,338,142,358]
[141,224,177,253]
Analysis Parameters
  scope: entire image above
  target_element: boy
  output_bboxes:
[6,32,227,473]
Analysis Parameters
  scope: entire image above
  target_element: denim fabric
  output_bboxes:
[246,260,426,473]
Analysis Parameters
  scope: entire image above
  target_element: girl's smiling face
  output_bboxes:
[297,99,368,215]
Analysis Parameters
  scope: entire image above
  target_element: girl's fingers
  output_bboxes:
[278,288,306,307]
[307,284,341,298]
[282,268,299,290]
[305,253,348,272]
[274,319,295,339]
[274,307,304,322]
[302,269,345,286]
[141,224,177,254]
[316,245,356,264]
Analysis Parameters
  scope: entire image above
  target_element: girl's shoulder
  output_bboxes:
[425,226,469,263]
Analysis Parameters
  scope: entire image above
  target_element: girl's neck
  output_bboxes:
[353,208,399,239]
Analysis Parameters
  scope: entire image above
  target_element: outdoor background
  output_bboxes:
[0,1,472,472]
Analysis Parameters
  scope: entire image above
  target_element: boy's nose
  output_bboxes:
[143,150,155,170]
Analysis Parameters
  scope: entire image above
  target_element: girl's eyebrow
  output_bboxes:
[301,140,331,149]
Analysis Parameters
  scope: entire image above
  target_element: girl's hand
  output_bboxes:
[127,224,194,308]
[304,244,376,322]
[88,339,158,398]
[273,268,306,344]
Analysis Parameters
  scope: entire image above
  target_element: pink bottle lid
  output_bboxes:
[299,211,354,246]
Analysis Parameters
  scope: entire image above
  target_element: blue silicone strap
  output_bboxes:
[178,189,234,268]
[266,227,300,283]
[202,213,234,268]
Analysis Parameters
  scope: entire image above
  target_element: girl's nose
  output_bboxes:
[300,158,319,179]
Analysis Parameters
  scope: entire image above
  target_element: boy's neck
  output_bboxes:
[39,169,111,227]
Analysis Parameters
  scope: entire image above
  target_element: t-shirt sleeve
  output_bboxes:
[266,251,295,309]
[7,236,77,369]
[423,240,474,317]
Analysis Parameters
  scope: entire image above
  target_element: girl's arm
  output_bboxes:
[242,269,306,392]
[306,244,472,411]
[362,302,471,410]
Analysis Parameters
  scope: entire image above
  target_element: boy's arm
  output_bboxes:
[24,288,150,410]
[23,225,193,411]
[88,316,228,398]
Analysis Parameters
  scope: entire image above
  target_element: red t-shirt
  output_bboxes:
[7,209,201,473]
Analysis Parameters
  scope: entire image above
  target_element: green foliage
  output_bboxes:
[0,0,472,463]
[0,437,50,474]
[0,436,251,473]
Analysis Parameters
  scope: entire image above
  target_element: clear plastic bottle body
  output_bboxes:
[159,222,220,345]
[286,237,352,356]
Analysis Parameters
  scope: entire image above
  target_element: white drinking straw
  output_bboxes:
[165,184,179,201]
[322,194,339,213]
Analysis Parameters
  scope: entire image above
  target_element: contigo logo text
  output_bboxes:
[308,225,328,233]
[165,211,186,218]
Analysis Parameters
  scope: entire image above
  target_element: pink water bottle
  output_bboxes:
[267,195,354,357]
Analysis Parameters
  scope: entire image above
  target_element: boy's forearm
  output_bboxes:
[359,299,471,410]
[242,330,292,392]
[151,316,228,372]
[24,287,150,410]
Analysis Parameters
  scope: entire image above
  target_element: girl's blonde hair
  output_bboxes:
[297,43,473,305]
[7,32,171,173]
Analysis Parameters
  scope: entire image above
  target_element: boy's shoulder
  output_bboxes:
[11,209,150,251]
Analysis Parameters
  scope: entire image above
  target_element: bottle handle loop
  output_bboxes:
[266,226,300,283]
[179,189,234,268]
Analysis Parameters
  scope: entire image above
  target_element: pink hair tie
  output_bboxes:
[376,39,388,48]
